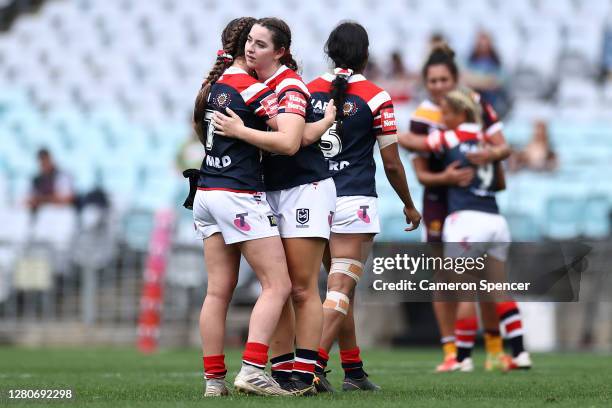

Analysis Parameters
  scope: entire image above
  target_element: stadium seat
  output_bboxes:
[582,195,611,240]
[542,196,583,240]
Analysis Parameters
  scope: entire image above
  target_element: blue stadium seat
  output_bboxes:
[542,196,583,240]
[582,195,610,240]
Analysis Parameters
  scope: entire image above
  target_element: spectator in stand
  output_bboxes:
[463,31,507,115]
[27,148,74,211]
[509,121,558,172]
[382,51,418,103]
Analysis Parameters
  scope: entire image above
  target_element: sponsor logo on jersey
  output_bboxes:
[267,214,278,227]
[205,154,232,169]
[296,208,310,226]
[234,213,251,231]
[311,98,329,114]
[261,93,279,117]
[357,205,371,223]
[342,101,358,117]
[328,160,350,171]
[215,92,231,108]
[281,91,307,115]
[380,108,396,133]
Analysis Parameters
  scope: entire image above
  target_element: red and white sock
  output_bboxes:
[497,301,526,357]
[203,354,226,379]
[242,342,268,369]
[293,348,317,385]
[455,317,478,362]
[270,352,294,381]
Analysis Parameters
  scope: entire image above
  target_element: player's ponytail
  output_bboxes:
[193,17,256,142]
[325,21,369,136]
[422,44,459,82]
[257,17,299,73]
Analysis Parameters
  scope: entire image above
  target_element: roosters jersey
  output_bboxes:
[410,95,503,202]
[262,65,329,191]
[425,123,499,214]
[198,66,279,192]
[308,73,397,197]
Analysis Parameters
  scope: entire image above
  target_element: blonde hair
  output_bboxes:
[443,88,482,125]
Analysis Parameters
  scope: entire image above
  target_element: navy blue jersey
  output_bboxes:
[426,123,499,214]
[261,65,329,191]
[198,66,278,192]
[308,73,397,197]
[409,95,503,204]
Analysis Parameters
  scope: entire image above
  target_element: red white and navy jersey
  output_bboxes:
[262,65,329,191]
[308,73,397,197]
[410,94,503,203]
[198,66,279,192]
[425,123,499,214]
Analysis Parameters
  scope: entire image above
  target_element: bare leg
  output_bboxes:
[240,236,292,345]
[200,233,240,356]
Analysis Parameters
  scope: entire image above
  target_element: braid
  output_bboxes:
[193,17,256,141]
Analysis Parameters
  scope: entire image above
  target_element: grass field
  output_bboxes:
[0,347,611,407]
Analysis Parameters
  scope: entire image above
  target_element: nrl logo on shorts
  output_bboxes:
[296,208,310,225]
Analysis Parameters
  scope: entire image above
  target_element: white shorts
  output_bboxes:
[266,178,336,239]
[331,195,380,234]
[193,189,279,245]
[442,210,511,261]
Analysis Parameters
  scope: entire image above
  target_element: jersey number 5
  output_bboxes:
[319,122,342,158]
[204,109,215,151]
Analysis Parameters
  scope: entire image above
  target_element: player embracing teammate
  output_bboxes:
[399,45,532,372]
[306,21,420,392]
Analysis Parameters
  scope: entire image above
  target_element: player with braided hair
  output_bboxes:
[305,21,421,392]
[191,16,294,397]
[212,17,337,396]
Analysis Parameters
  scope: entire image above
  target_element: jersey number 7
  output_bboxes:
[204,109,215,151]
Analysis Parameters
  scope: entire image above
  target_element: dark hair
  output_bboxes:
[469,33,501,66]
[325,21,369,127]
[256,17,298,72]
[193,17,256,141]
[422,44,459,82]
[37,148,50,160]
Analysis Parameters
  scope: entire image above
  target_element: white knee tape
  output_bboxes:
[323,290,350,315]
[329,258,363,283]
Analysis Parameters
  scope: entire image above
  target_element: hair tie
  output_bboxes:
[217,49,233,62]
[334,68,354,80]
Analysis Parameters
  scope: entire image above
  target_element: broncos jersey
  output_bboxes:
[198,66,279,192]
[425,123,499,214]
[261,65,329,191]
[308,73,397,197]
[409,95,503,202]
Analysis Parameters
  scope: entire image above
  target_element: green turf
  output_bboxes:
[0,347,610,407]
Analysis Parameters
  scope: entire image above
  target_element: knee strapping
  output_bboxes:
[329,258,363,283]
[323,291,350,315]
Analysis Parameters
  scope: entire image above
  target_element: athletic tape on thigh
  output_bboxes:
[329,258,363,283]
[323,291,350,315]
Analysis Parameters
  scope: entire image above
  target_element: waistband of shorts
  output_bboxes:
[197,187,261,194]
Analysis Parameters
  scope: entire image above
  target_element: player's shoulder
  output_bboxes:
[411,99,442,125]
[307,73,334,94]
[267,65,310,96]
[347,76,391,113]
